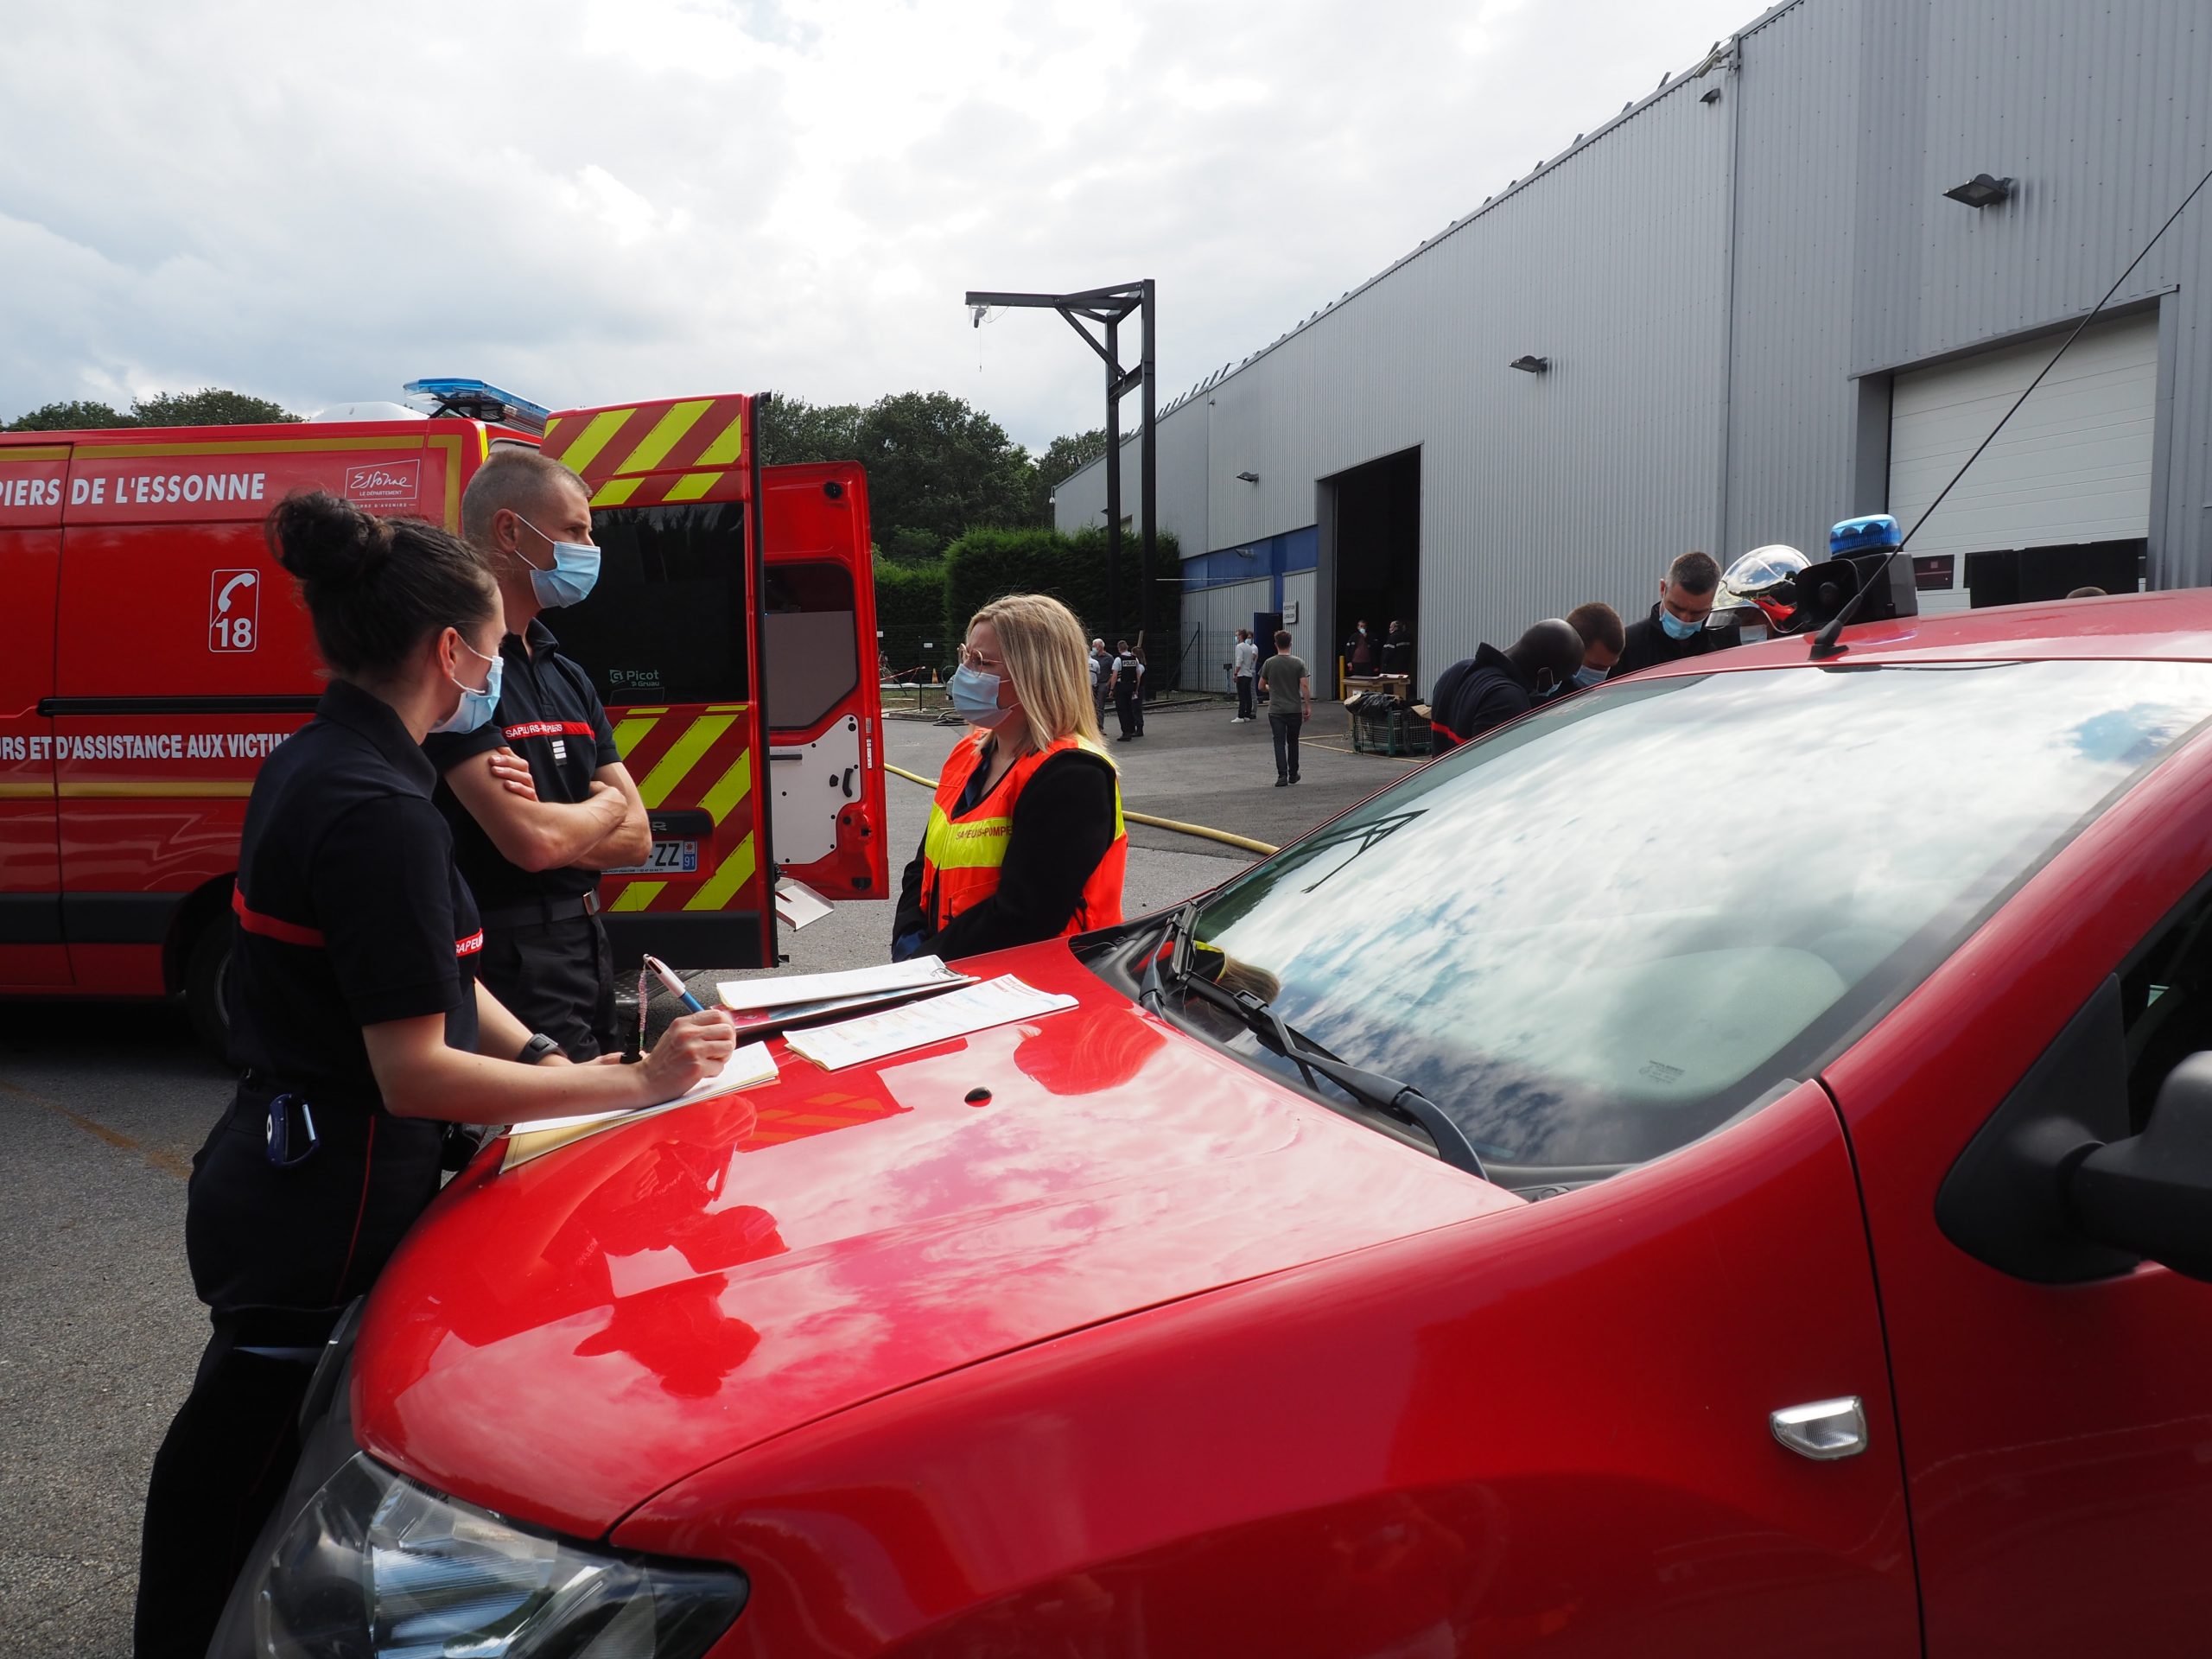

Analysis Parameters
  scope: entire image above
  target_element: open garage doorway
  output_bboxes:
[1323,448,1421,694]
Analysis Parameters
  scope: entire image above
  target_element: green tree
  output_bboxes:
[5,398,137,431]
[759,392,863,466]
[1029,428,1106,520]
[852,391,1035,559]
[131,388,300,426]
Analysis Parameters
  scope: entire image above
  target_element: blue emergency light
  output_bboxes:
[1829,513,1904,557]
[401,378,552,434]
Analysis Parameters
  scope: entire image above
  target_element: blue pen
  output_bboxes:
[644,954,708,1014]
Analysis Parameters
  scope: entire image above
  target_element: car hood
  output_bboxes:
[352,945,1514,1538]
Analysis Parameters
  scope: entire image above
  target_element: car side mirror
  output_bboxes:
[2067,1050,2212,1282]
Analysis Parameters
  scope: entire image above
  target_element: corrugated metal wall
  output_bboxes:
[1725,0,1864,552]
[1057,0,2212,667]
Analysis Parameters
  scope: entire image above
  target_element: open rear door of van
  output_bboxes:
[760,461,889,912]
[543,394,781,973]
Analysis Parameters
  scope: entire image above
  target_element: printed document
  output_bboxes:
[784,975,1077,1071]
[718,956,965,1014]
[499,1042,779,1172]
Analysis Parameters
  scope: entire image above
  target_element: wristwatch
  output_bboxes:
[517,1033,564,1065]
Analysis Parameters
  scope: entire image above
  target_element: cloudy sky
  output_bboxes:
[3,0,1751,450]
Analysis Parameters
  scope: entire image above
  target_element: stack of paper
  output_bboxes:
[784,974,1078,1071]
[499,1042,779,1172]
[717,957,973,1034]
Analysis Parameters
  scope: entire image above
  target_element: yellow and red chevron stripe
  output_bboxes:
[539,395,753,510]
[597,702,766,918]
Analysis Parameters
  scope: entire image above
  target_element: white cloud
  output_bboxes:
[2,0,1751,446]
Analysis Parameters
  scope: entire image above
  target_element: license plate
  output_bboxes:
[612,839,698,874]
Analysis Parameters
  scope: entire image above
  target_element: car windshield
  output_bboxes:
[1181,659,2212,1173]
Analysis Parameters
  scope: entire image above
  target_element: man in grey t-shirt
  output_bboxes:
[1258,631,1312,785]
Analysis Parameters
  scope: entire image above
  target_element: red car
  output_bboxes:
[220,592,2212,1657]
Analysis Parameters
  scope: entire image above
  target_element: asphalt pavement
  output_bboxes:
[0,693,1418,1655]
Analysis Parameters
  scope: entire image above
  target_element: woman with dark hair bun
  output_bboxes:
[134,493,738,1657]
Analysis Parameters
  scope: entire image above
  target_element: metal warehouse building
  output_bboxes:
[1052,0,2212,695]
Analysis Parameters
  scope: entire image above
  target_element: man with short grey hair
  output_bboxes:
[423,448,652,1058]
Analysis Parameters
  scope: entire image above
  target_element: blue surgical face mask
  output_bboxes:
[948,663,1011,728]
[432,638,504,735]
[513,513,601,608]
[1572,664,1606,689]
[1659,607,1706,642]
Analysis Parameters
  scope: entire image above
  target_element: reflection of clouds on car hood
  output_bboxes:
[1201,661,2212,1166]
[2069,701,2199,766]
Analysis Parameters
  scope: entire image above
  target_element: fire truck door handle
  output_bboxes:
[840,767,856,798]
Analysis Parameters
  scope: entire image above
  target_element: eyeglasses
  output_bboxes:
[958,645,1006,673]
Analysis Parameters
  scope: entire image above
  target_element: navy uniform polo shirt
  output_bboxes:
[423,617,623,910]
[228,678,483,1101]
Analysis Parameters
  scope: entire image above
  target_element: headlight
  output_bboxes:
[241,1452,745,1658]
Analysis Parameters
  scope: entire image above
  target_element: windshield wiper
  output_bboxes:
[1174,969,1490,1181]
[1136,900,1199,1015]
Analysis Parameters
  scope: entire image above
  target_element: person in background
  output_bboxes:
[1381,619,1414,678]
[1112,642,1147,739]
[1561,601,1625,691]
[1427,619,1586,753]
[423,449,650,1060]
[1232,627,1259,721]
[893,594,1127,961]
[1090,637,1112,722]
[1608,550,1741,679]
[135,493,733,1659]
[1344,619,1376,679]
[1262,629,1313,786]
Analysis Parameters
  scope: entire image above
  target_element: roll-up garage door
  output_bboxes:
[1889,311,2157,607]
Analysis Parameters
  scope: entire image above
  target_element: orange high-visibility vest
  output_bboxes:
[920,730,1127,938]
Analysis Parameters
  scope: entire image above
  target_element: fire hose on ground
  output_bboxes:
[881,763,1279,858]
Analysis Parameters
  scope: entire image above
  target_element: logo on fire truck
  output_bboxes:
[341,460,421,505]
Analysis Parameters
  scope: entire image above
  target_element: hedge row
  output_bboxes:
[865,526,1186,687]
[871,557,948,681]
[939,526,1184,687]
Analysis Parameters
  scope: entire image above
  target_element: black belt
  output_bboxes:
[480,891,601,928]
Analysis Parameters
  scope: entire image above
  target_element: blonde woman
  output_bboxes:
[893,594,1128,960]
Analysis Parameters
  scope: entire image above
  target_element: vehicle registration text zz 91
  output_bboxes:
[612,840,698,874]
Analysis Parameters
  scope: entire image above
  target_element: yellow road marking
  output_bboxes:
[0,1078,193,1179]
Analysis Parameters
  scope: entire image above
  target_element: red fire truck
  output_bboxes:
[0,386,887,1048]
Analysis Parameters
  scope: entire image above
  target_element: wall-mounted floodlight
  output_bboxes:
[1699,86,1722,105]
[1942,173,2013,208]
[1236,470,1260,482]
[1509,355,1550,374]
